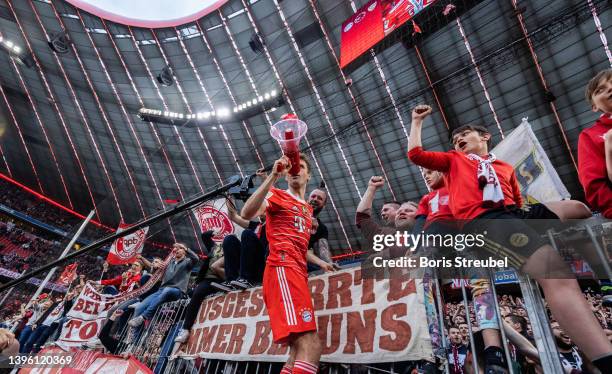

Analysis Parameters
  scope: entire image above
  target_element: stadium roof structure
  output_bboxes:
[0,0,610,254]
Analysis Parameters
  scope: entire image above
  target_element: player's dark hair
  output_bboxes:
[451,124,492,148]
[299,154,311,173]
[506,314,527,331]
[585,69,612,106]
[383,201,401,207]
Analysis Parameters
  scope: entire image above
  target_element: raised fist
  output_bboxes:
[412,105,432,121]
[368,176,385,189]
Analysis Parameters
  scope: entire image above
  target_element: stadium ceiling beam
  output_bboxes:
[238,0,355,253]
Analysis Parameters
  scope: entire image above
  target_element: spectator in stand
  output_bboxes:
[102,256,164,339]
[94,260,143,295]
[21,295,64,353]
[355,176,418,258]
[408,104,612,372]
[448,326,469,374]
[211,198,267,292]
[580,69,612,218]
[307,189,333,265]
[175,231,225,343]
[18,295,52,353]
[551,321,596,373]
[127,243,199,328]
[380,201,401,227]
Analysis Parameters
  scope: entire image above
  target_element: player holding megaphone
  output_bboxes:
[242,114,332,374]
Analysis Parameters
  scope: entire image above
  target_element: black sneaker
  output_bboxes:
[211,280,235,292]
[230,278,254,290]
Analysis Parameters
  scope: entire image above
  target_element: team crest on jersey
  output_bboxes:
[300,308,313,322]
[302,206,309,216]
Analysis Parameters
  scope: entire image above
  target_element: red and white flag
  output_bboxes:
[106,223,149,265]
[192,198,244,243]
[58,263,78,286]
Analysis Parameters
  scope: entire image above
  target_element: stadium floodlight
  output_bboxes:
[217,108,230,118]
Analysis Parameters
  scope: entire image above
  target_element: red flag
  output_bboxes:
[412,20,422,35]
[106,223,149,265]
[58,263,78,286]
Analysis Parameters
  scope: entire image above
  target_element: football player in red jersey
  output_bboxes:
[242,154,332,374]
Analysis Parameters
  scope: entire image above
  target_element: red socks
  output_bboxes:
[292,361,318,374]
[280,366,293,374]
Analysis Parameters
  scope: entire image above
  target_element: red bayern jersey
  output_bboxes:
[416,187,454,226]
[265,187,313,274]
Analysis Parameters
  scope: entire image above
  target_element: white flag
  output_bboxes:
[193,198,245,242]
[492,118,570,203]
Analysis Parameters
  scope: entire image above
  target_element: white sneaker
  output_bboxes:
[127,315,145,327]
[174,329,190,343]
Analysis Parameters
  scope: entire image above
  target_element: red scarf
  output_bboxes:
[451,345,464,374]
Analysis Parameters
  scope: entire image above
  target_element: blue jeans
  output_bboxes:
[23,325,49,353]
[18,325,34,353]
[132,287,181,321]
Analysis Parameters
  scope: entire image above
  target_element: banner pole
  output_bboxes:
[14,210,94,330]
[0,176,243,293]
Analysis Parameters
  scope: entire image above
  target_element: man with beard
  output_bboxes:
[551,321,596,373]
[307,189,332,265]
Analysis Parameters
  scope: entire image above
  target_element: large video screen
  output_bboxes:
[340,0,436,69]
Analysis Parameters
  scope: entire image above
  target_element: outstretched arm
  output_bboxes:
[407,105,452,172]
[407,105,432,151]
[226,198,251,229]
[356,176,385,215]
[307,250,335,272]
[242,156,288,220]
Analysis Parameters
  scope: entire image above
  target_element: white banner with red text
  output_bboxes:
[192,198,244,243]
[56,283,117,348]
[176,267,432,363]
[56,260,169,349]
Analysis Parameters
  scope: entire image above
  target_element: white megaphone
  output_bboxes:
[270,113,308,176]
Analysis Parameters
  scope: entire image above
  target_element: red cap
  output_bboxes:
[281,113,298,120]
[38,293,48,300]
